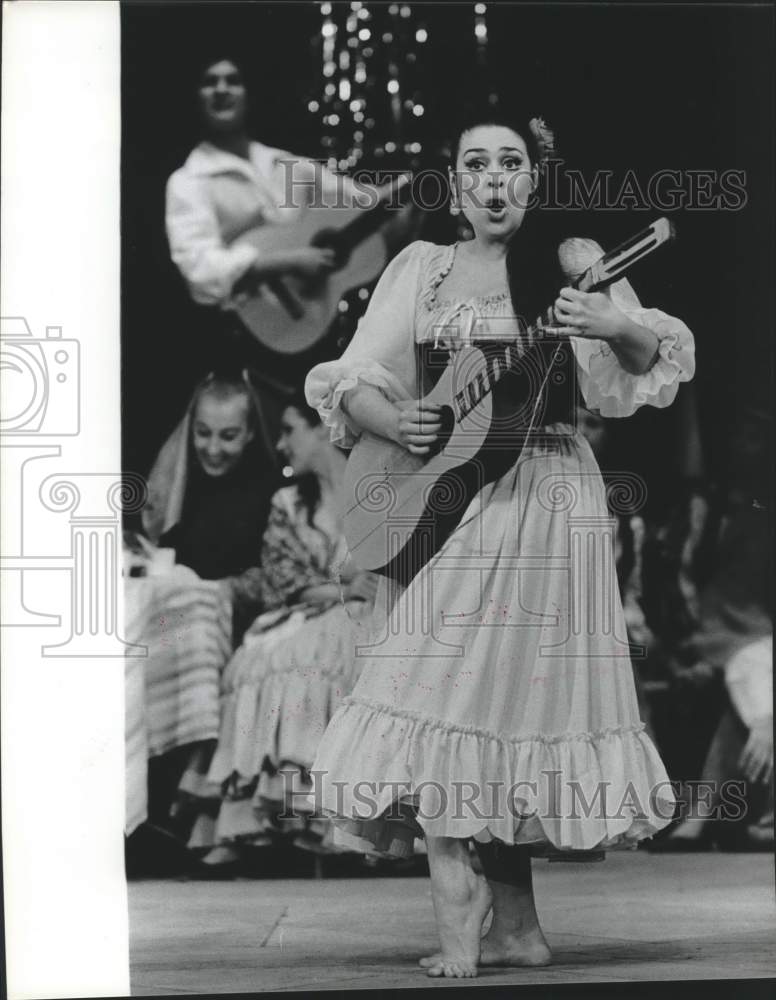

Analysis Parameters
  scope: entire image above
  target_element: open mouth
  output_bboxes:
[486,201,506,219]
[210,99,237,114]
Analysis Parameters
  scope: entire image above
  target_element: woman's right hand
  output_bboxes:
[393,401,443,455]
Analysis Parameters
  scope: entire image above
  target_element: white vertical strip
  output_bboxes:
[1,2,128,997]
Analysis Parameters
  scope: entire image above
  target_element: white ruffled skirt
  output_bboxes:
[310,424,676,856]
[207,600,373,847]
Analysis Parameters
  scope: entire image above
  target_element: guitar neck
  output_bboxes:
[528,216,675,342]
[331,179,409,255]
[450,218,675,422]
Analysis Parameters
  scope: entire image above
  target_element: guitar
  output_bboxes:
[343,218,676,584]
[229,176,413,355]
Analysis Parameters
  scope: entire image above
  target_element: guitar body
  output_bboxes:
[231,205,389,354]
[342,218,676,582]
[344,345,535,584]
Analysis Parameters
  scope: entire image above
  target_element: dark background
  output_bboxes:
[121,1,774,510]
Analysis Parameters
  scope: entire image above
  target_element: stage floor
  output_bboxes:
[129,851,776,993]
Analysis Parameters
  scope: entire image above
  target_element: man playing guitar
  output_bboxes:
[166,55,409,348]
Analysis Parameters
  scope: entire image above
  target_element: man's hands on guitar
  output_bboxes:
[284,247,337,280]
[236,248,336,298]
[393,401,443,456]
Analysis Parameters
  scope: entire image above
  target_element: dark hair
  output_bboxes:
[194,52,249,90]
[504,212,566,332]
[284,391,322,429]
[451,113,544,171]
[282,392,324,528]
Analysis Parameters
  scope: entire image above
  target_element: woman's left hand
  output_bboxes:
[550,287,626,341]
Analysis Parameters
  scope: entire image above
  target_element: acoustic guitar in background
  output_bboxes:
[229,175,414,355]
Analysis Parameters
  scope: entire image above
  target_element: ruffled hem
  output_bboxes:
[214,770,352,854]
[572,307,695,418]
[310,697,676,857]
[208,603,370,784]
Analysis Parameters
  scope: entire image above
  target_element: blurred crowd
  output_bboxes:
[124,371,772,879]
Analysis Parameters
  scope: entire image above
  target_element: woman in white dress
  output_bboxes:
[305,115,695,976]
[206,395,378,857]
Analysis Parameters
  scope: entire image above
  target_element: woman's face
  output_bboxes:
[276,406,325,477]
[198,59,247,134]
[453,125,535,243]
[192,392,254,477]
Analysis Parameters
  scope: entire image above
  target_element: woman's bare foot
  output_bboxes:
[422,842,553,969]
[479,923,552,967]
[422,838,492,978]
[420,917,550,970]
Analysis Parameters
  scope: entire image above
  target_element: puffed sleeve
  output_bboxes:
[560,238,696,418]
[166,168,259,307]
[304,241,424,447]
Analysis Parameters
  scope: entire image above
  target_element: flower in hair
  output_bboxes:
[528,116,556,165]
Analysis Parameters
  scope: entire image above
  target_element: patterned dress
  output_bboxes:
[304,238,696,856]
[207,484,373,848]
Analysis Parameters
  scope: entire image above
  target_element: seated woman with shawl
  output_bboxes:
[143,370,281,641]
[131,371,280,852]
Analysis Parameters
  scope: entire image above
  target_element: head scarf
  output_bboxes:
[142,370,278,546]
